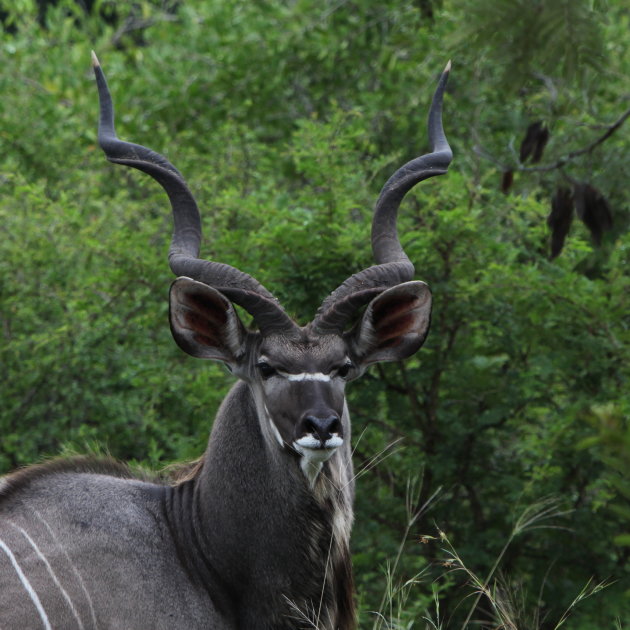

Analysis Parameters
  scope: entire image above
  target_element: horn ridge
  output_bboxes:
[312,63,452,334]
[93,53,298,336]
[312,261,412,334]
[371,61,452,266]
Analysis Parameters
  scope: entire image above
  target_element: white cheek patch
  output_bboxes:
[284,372,331,382]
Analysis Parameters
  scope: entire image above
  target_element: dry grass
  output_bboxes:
[365,494,612,630]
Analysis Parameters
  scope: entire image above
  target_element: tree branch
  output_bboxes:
[475,105,630,173]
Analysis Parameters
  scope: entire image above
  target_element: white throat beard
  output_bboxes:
[293,436,343,488]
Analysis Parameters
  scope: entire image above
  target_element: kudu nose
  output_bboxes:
[301,414,341,444]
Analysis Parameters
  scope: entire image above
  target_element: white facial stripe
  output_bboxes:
[267,412,284,448]
[284,372,331,382]
[0,536,52,630]
[264,405,285,448]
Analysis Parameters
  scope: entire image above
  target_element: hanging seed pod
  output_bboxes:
[520,121,548,163]
[531,125,550,163]
[573,183,613,245]
[501,170,514,194]
[520,122,539,162]
[547,187,574,258]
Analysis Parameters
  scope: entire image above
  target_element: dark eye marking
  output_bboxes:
[336,362,353,379]
[255,361,277,379]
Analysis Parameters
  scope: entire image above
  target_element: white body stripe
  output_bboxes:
[0,536,52,630]
[34,510,98,630]
[285,373,331,382]
[16,525,85,630]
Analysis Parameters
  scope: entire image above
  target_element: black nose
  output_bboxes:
[301,415,341,443]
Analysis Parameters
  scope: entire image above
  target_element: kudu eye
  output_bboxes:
[337,362,353,379]
[256,361,277,379]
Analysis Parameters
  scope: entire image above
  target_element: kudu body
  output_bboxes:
[0,55,452,629]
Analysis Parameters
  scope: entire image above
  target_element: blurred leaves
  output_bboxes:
[447,0,607,89]
[579,404,630,550]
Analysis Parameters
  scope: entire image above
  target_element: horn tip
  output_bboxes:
[444,59,452,74]
[91,50,100,68]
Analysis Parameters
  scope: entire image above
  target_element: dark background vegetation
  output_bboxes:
[1,0,628,627]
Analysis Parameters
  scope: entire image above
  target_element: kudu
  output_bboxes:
[0,54,452,629]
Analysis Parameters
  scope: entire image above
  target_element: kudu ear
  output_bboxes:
[169,278,246,365]
[350,281,432,365]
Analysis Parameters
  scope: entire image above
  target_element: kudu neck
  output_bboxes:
[165,380,356,629]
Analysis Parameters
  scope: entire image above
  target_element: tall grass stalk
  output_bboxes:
[371,476,442,630]
[456,496,571,630]
[366,492,610,629]
[552,577,611,630]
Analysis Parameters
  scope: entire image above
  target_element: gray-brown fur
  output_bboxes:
[0,456,138,503]
[0,55,451,628]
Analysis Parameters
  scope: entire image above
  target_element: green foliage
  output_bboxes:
[1,0,628,627]
[446,0,607,88]
[580,404,630,556]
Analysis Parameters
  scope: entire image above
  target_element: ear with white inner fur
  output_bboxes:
[169,277,246,364]
[350,281,432,365]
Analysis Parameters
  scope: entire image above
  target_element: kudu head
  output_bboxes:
[92,53,452,482]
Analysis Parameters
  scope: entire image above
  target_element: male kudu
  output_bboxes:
[0,55,452,629]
